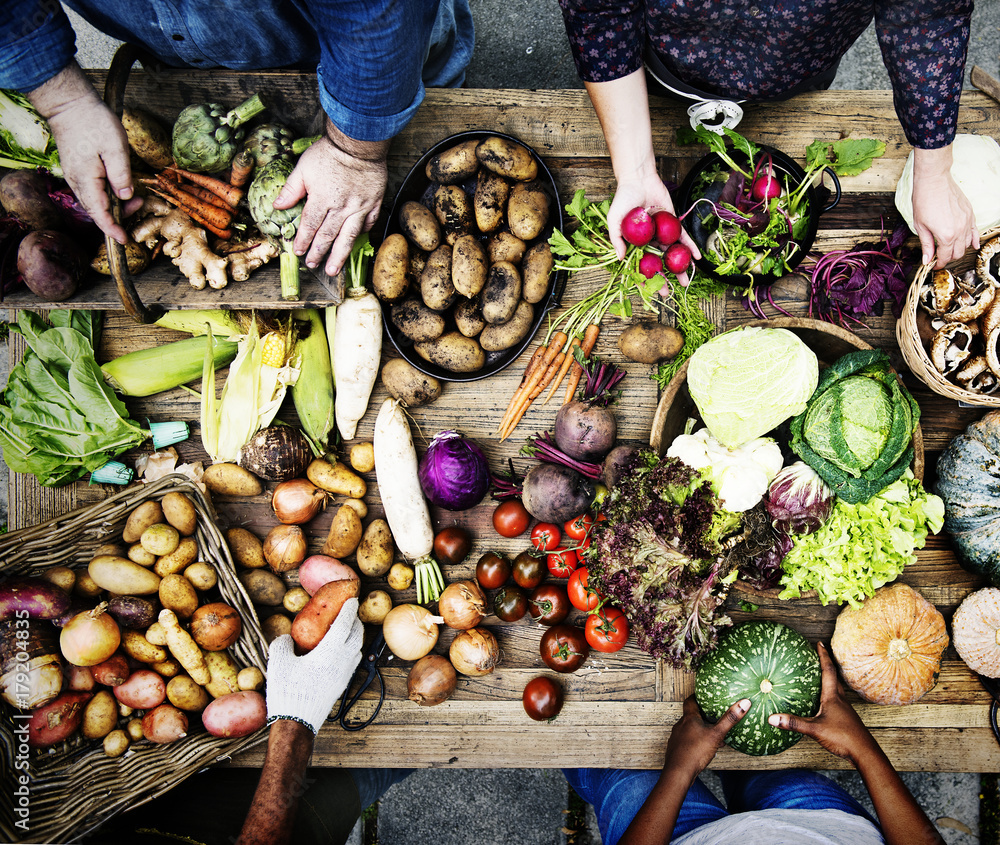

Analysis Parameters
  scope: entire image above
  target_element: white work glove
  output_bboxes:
[265,598,364,735]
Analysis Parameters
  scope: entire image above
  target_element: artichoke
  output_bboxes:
[172,93,266,173]
[248,158,304,300]
[243,123,295,168]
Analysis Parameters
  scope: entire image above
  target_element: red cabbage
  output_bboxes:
[419,430,490,511]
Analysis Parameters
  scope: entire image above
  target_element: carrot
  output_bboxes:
[496,332,566,435]
[145,180,234,227]
[165,166,245,208]
[496,345,545,433]
[542,336,580,404]
[145,187,234,240]
[155,175,231,212]
[229,150,255,189]
[562,324,601,405]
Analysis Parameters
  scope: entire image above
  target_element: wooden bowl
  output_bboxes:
[649,317,926,600]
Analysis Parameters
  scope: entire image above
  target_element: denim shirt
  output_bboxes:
[0,0,474,142]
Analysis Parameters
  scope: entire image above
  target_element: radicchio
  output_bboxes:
[765,461,834,535]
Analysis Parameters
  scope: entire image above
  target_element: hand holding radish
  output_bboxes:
[609,180,701,267]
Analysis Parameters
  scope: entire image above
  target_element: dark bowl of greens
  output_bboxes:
[677,138,840,288]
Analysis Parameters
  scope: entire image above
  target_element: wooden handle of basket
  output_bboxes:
[971,66,1000,107]
[103,43,164,325]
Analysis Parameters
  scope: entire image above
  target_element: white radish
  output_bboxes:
[373,399,444,602]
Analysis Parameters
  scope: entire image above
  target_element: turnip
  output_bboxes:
[665,243,692,274]
[638,251,663,279]
[752,171,782,201]
[621,206,654,247]
[653,210,681,246]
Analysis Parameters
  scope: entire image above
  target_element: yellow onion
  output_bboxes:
[271,478,327,524]
[438,580,487,630]
[59,603,121,667]
[263,523,308,572]
[449,627,500,676]
[407,654,457,706]
[383,604,442,661]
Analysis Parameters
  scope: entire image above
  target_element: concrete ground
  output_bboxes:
[13,3,1000,843]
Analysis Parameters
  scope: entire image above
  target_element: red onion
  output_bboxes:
[418,430,490,510]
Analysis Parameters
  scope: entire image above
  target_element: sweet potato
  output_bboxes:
[0,577,70,621]
[291,579,360,652]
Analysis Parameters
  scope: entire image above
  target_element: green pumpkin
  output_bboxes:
[694,621,820,756]
[935,410,1000,586]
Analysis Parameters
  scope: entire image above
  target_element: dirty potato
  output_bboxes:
[454,297,487,338]
[414,332,486,373]
[398,200,441,252]
[473,169,511,233]
[476,136,538,181]
[391,297,447,342]
[618,322,685,364]
[487,231,526,265]
[425,139,480,184]
[507,181,550,241]
[480,300,535,352]
[373,233,411,304]
[451,234,488,298]
[381,358,443,407]
[420,244,457,311]
[481,261,522,325]
[521,242,554,304]
[432,185,473,245]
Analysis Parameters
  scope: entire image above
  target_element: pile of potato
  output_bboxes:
[374,135,555,374]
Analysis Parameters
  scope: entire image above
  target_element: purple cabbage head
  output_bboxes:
[418,430,490,511]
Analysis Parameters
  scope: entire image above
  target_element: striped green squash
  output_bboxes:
[695,621,821,756]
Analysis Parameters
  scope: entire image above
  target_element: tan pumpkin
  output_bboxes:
[952,587,1000,678]
[831,582,948,705]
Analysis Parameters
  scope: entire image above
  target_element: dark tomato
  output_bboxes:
[546,548,578,579]
[433,525,472,566]
[494,585,529,622]
[567,567,602,612]
[512,551,545,589]
[528,583,570,626]
[540,624,590,673]
[493,499,531,538]
[476,552,511,590]
[530,522,562,552]
[563,513,594,542]
[585,607,629,653]
[522,675,564,721]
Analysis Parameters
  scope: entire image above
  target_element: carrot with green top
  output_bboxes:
[562,324,601,405]
[149,175,231,211]
[145,187,234,239]
[497,331,566,436]
[165,166,245,208]
[542,336,580,404]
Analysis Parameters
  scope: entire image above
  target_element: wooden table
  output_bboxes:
[7,75,1000,772]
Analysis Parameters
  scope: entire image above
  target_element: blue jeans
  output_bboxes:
[563,768,879,845]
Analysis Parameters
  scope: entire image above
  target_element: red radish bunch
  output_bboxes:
[638,252,664,278]
[621,207,654,246]
[624,206,690,275]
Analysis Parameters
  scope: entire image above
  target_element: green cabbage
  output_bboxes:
[687,326,819,449]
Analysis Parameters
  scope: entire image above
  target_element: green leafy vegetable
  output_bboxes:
[804,138,886,178]
[0,89,62,176]
[778,470,944,607]
[0,311,149,486]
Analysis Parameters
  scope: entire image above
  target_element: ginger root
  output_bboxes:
[131,198,228,290]
[213,236,280,282]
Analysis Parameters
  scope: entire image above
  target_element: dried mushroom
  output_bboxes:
[930,322,975,376]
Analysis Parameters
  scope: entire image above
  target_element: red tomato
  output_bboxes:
[540,624,590,673]
[546,548,578,579]
[567,567,602,612]
[530,522,562,552]
[528,583,570,626]
[585,607,629,653]
[494,586,529,622]
[492,500,530,538]
[563,514,594,542]
[476,552,511,590]
[512,551,546,589]
[522,676,563,721]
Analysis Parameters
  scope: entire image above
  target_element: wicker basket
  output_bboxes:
[896,225,1000,406]
[0,475,268,844]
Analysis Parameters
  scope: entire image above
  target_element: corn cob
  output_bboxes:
[155,309,242,339]
[101,335,238,396]
[290,309,335,455]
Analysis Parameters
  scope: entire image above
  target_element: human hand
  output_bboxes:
[606,178,702,264]
[911,145,978,268]
[273,128,388,277]
[663,694,750,782]
[264,598,364,734]
[767,642,877,765]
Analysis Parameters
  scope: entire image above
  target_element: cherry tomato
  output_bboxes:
[522,675,564,721]
[563,514,593,542]
[494,585,529,622]
[512,551,545,589]
[528,583,570,626]
[585,607,629,653]
[567,567,602,612]
[493,499,531,538]
[530,522,562,553]
[540,624,590,673]
[546,548,578,579]
[433,525,472,566]
[475,552,511,591]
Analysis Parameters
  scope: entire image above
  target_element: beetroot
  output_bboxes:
[554,401,617,462]
[522,464,596,524]
[17,229,86,301]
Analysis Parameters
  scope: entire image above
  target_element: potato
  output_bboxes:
[299,555,359,596]
[127,543,157,567]
[121,107,173,169]
[154,536,199,577]
[82,689,118,739]
[40,565,75,593]
[487,231,526,265]
[226,527,267,569]
[166,675,210,712]
[0,171,62,229]
[414,332,486,373]
[161,491,198,536]
[521,241,554,304]
[481,261,522,325]
[238,569,286,606]
[398,200,441,252]
[114,669,166,710]
[283,586,311,613]
[387,562,415,591]
[291,579,361,652]
[262,613,292,643]
[474,169,511,234]
[66,665,95,692]
[202,690,267,738]
[476,136,538,182]
[93,542,126,558]
[151,658,183,678]
[306,458,367,499]
[419,244,457,311]
[618,322,684,364]
[322,504,364,559]
[123,500,164,544]
[203,463,263,497]
[203,651,241,698]
[454,296,487,338]
[122,629,168,664]
[480,300,535,352]
[507,181,551,241]
[91,653,129,687]
[145,622,168,646]
[432,184,473,245]
[26,691,91,748]
[142,703,188,744]
[141,523,180,557]
[117,702,134,718]
[349,442,375,473]
[451,234,488,298]
[381,358,442,407]
[373,233,411,304]
[91,239,151,276]
[184,561,217,591]
[238,667,265,691]
[159,573,199,619]
[89,555,161,596]
[392,297,446,342]
[409,249,428,284]
[425,138,480,184]
[18,230,86,302]
[103,729,130,758]
[337,497,368,519]
[358,589,393,624]
[74,570,104,598]
[126,717,145,741]
[356,518,395,577]
[107,595,157,630]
